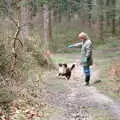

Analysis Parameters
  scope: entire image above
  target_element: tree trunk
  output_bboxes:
[42,4,54,68]
[97,0,104,41]
[53,7,62,23]
[20,0,31,40]
[49,7,53,42]
[43,4,53,50]
[87,0,92,28]
[58,8,62,23]
[111,0,116,35]
[79,0,87,31]
[51,9,54,26]
[43,4,49,50]
[67,8,72,22]
[31,0,37,17]
[106,0,111,26]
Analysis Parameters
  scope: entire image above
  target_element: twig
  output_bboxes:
[2,0,23,73]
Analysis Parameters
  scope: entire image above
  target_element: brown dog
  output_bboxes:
[57,63,75,80]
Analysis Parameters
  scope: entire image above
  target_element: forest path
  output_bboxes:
[43,52,120,120]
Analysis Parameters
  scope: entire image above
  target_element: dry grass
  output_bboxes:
[0,19,53,106]
[109,61,120,81]
[0,19,53,119]
[108,61,120,95]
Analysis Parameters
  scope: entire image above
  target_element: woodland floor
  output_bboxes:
[1,46,120,120]
[42,50,120,120]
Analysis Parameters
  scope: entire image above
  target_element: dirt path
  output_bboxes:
[43,53,120,120]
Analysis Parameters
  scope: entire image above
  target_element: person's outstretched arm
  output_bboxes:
[67,42,83,48]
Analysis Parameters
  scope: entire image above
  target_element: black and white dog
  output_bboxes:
[57,63,75,80]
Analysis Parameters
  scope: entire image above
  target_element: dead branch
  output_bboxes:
[17,38,23,47]
[11,21,22,71]
[2,0,23,72]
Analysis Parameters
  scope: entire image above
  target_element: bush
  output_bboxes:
[0,19,51,106]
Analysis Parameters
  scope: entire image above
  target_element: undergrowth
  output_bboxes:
[0,20,50,116]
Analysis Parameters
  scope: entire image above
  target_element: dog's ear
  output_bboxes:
[63,64,67,68]
[58,63,62,67]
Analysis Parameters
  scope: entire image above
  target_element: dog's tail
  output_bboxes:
[70,64,75,71]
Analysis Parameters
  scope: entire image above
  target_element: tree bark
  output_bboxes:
[97,0,104,41]
[20,0,31,40]
[43,4,49,49]
[87,0,92,28]
[43,4,53,49]
[111,0,116,35]
[106,0,111,26]
[49,7,53,42]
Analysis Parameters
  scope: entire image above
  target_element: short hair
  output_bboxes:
[78,32,88,39]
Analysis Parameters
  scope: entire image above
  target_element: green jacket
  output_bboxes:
[80,39,93,66]
[68,39,93,66]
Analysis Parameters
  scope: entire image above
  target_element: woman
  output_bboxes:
[68,32,93,85]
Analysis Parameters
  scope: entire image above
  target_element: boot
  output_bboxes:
[85,75,90,86]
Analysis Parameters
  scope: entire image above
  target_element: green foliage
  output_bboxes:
[57,0,81,15]
[0,0,4,8]
[59,0,68,14]
[18,0,28,7]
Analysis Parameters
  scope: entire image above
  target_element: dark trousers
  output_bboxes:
[83,66,90,85]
